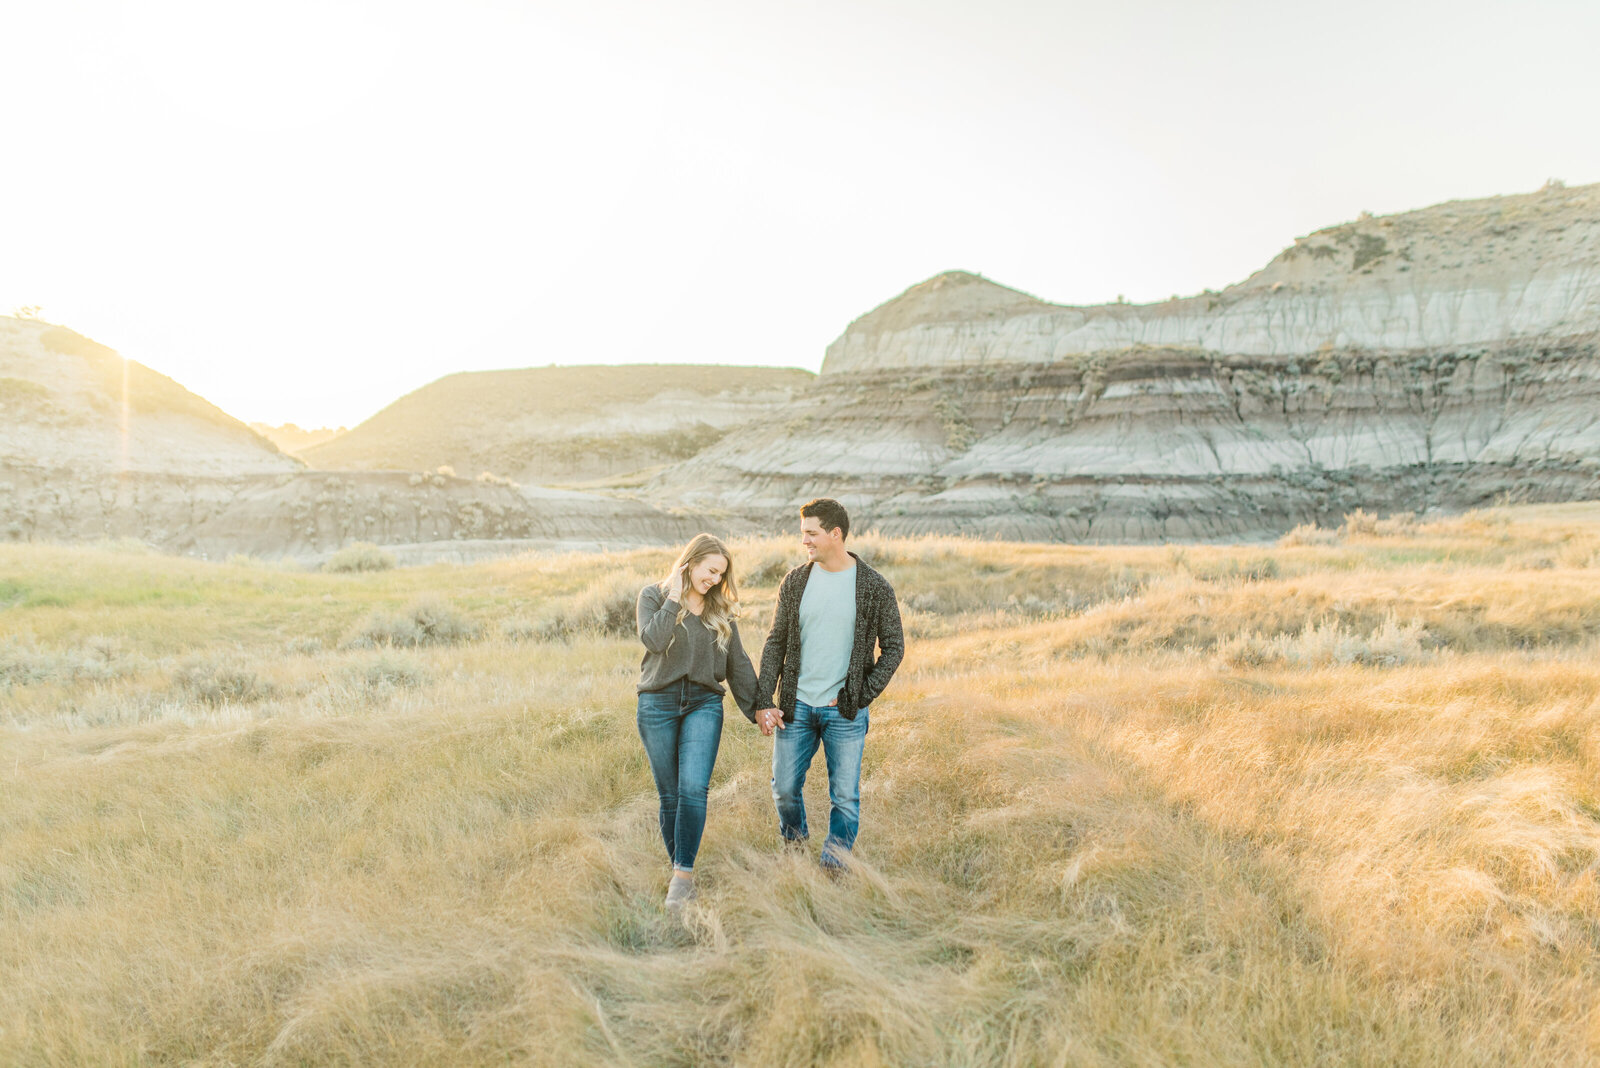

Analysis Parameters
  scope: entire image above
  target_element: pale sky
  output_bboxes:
[4,0,1598,428]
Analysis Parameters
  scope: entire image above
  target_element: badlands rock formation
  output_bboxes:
[0,317,696,558]
[824,183,1600,372]
[650,182,1600,540]
[9,181,1599,555]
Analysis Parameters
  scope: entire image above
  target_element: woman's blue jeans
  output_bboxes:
[636,680,724,873]
[771,700,869,869]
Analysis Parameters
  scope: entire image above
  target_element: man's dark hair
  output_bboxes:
[800,497,850,540]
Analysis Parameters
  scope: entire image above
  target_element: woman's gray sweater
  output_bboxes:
[636,583,759,720]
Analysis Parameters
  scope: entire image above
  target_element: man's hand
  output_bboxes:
[756,706,784,736]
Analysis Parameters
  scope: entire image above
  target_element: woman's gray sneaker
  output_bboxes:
[665,877,697,911]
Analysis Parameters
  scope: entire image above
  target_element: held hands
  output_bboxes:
[756,706,785,736]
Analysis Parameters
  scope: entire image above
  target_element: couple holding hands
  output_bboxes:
[634,498,905,912]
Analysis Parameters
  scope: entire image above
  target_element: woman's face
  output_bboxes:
[687,554,728,596]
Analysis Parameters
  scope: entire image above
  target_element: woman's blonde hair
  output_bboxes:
[660,533,740,651]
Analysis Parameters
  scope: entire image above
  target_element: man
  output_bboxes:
[753,498,904,871]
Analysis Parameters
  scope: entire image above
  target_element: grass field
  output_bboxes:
[4,505,1600,1065]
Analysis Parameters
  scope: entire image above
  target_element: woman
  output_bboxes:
[636,533,759,911]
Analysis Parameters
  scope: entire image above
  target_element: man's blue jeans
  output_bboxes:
[637,681,724,873]
[771,701,869,868]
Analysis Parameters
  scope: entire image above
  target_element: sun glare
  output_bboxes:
[120,354,130,475]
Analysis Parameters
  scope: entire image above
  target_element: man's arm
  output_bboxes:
[858,583,904,707]
[755,574,794,710]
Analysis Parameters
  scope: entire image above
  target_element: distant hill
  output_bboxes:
[0,321,706,557]
[0,316,296,477]
[250,423,347,454]
[301,364,814,485]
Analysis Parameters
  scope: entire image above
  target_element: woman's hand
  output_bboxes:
[756,707,784,736]
[666,565,686,603]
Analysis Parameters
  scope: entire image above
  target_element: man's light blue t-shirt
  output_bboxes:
[797,562,857,707]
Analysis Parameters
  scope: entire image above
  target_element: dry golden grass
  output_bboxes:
[4,505,1600,1065]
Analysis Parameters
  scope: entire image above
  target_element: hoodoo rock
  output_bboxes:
[648,182,1600,541]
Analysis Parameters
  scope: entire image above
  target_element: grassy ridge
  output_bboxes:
[298,365,815,481]
[3,507,1600,1064]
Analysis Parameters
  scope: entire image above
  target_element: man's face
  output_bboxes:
[800,516,841,561]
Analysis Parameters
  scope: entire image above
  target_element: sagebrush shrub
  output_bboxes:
[346,599,481,648]
[326,542,397,573]
[475,471,518,488]
[1195,556,1281,583]
[741,551,793,587]
[534,571,652,640]
[353,652,427,691]
[1374,511,1419,536]
[1219,614,1430,669]
[171,658,274,705]
[500,618,541,642]
[1279,524,1340,547]
[0,636,135,687]
[1341,509,1379,537]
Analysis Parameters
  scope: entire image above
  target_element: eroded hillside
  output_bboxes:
[648,182,1600,540]
[8,181,1600,556]
[823,182,1600,373]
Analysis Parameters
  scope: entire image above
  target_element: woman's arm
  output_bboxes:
[636,583,681,653]
[726,621,760,722]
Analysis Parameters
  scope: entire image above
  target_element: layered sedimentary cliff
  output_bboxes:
[0,464,699,560]
[649,183,1600,541]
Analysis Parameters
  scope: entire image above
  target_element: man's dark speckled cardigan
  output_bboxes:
[756,552,905,722]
